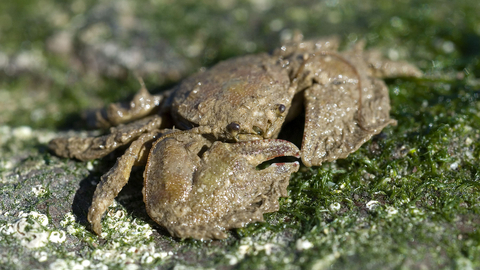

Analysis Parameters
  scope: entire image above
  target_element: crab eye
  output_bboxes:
[276,104,286,114]
[227,122,240,132]
[253,126,264,136]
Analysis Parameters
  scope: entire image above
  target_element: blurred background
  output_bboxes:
[1,0,478,129]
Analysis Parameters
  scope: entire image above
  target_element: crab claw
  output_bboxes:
[143,132,300,240]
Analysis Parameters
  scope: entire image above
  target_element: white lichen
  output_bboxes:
[49,230,67,243]
[450,160,460,170]
[11,126,33,139]
[409,206,424,217]
[49,258,101,270]
[386,206,398,217]
[0,211,65,249]
[465,137,473,146]
[60,212,83,236]
[227,235,285,265]
[31,184,47,196]
[329,202,341,212]
[366,200,380,211]
[296,238,314,251]
[33,251,48,262]
[59,206,172,267]
[311,251,341,269]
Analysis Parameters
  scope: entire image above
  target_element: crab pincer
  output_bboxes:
[143,132,300,240]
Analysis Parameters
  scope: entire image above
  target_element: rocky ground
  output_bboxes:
[0,0,479,269]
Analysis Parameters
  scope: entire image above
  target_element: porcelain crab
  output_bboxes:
[49,36,421,239]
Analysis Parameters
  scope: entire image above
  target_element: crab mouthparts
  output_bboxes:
[231,139,301,170]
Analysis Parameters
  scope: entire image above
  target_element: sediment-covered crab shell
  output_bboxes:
[170,54,295,141]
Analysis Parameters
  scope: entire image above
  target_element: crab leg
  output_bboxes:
[356,45,423,78]
[88,131,160,235]
[301,79,396,167]
[300,44,420,166]
[48,115,163,161]
[86,78,167,128]
[143,132,300,239]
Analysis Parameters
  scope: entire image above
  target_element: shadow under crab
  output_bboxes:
[49,36,421,240]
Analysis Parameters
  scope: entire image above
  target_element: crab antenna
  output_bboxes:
[132,71,147,91]
[136,75,147,90]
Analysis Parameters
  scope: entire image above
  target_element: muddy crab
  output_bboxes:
[49,36,421,240]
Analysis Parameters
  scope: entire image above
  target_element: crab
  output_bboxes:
[49,35,421,240]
